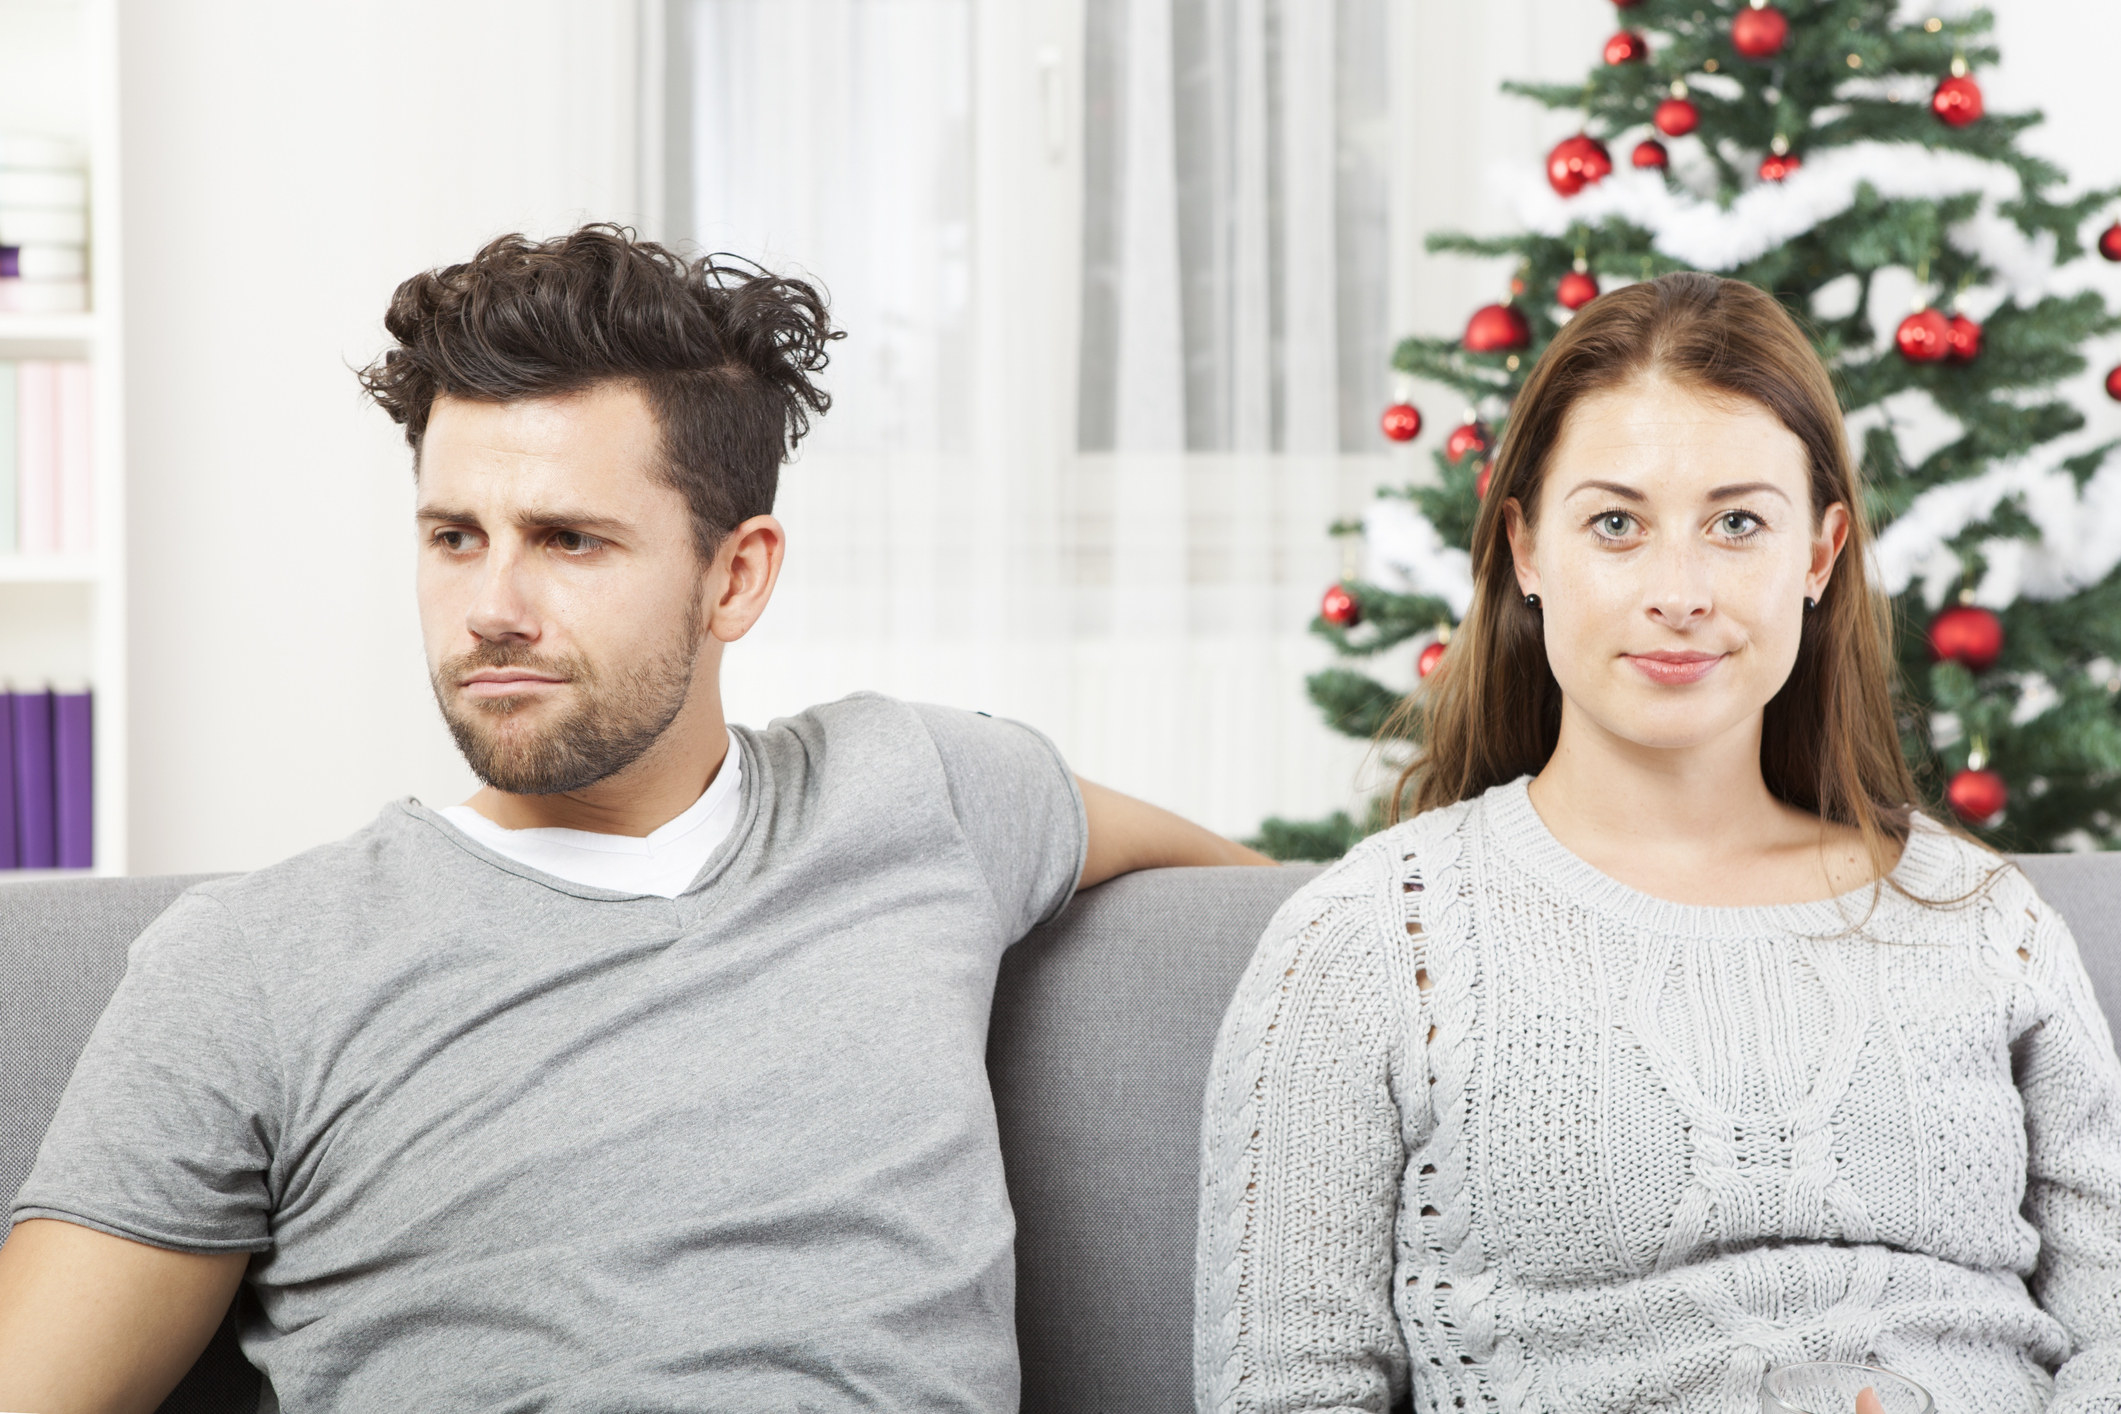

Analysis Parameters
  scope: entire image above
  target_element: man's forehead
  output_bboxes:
[418,387,663,500]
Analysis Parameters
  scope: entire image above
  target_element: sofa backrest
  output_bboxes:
[1,853,2118,1414]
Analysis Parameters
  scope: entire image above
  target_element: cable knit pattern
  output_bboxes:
[1196,778,2121,1414]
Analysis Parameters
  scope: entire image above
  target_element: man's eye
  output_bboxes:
[553,531,601,555]
[435,530,473,551]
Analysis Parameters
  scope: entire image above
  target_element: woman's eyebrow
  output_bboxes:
[1706,481,1792,502]
[1564,478,1645,501]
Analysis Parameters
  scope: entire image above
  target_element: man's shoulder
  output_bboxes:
[176,803,451,935]
[739,693,1000,780]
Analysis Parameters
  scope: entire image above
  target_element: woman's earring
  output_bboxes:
[1803,595,1818,614]
[1524,592,1542,610]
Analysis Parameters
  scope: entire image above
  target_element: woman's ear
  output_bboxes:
[1503,497,1541,599]
[1807,501,1850,601]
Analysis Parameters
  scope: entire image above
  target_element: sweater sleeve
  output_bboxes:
[1195,847,1423,1414]
[2016,892,2121,1414]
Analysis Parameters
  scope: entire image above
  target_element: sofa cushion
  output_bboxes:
[990,863,1321,1414]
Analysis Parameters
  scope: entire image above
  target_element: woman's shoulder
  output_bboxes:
[1260,799,1483,949]
[1897,813,2034,911]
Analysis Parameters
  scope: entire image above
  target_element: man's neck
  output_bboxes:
[462,695,732,838]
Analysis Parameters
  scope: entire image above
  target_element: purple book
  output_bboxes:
[0,693,15,868]
[13,686,54,869]
[54,688,90,869]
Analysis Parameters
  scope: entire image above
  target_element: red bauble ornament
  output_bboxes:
[1380,402,1423,442]
[1475,462,1494,499]
[1321,584,1360,628]
[1604,31,1649,65]
[1633,139,1670,170]
[1946,768,2008,826]
[1417,640,1447,678]
[1445,421,1491,463]
[1758,151,1801,182]
[1463,303,1531,354]
[1928,604,2004,672]
[1896,308,1952,363]
[2108,365,2121,401]
[1558,270,1600,310]
[1945,314,1983,363]
[2099,222,2121,262]
[1654,97,1700,137]
[1931,74,1985,127]
[1547,135,1614,196]
[1731,5,1789,58]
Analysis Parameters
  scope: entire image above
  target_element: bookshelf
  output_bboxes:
[0,0,124,875]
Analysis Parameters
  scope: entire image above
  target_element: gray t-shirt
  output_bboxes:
[13,694,1087,1413]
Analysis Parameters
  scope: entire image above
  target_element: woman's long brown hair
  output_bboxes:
[1389,272,1923,883]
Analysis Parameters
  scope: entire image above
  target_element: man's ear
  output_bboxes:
[1503,497,1540,599]
[704,515,786,644]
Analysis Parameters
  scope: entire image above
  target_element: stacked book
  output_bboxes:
[0,359,91,554]
[1,685,91,870]
[0,136,87,314]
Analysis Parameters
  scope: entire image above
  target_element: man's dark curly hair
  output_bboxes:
[358,224,839,559]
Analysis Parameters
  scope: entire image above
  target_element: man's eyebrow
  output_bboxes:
[415,505,637,535]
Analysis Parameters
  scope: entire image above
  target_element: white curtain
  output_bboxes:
[665,0,1389,836]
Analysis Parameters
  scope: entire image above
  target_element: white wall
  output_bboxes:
[118,0,2121,873]
[121,0,641,872]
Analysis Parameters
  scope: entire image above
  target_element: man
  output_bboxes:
[0,226,1271,1413]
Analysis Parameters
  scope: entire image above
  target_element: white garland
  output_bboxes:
[1867,444,2121,606]
[1509,141,2063,299]
[1361,498,1476,617]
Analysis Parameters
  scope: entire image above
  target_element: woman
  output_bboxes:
[1195,273,2121,1414]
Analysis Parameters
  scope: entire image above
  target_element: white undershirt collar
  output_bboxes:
[438,729,744,898]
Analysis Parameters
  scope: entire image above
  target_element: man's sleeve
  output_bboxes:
[10,890,279,1254]
[908,703,1089,939]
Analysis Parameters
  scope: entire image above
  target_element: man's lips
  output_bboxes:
[458,670,569,700]
[1624,651,1726,685]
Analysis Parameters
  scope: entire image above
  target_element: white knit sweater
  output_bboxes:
[1196,778,2121,1414]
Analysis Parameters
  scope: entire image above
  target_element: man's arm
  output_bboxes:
[0,1218,247,1414]
[1077,776,1277,888]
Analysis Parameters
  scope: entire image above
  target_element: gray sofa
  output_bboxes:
[4,855,2121,1413]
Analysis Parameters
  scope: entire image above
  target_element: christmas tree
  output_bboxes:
[1255,0,2121,862]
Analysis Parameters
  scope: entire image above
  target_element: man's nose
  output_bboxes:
[465,544,540,642]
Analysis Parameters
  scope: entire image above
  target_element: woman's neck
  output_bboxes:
[1525,702,1880,907]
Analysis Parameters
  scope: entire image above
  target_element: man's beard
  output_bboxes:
[431,601,703,796]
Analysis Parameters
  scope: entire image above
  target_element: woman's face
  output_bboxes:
[1504,376,1849,756]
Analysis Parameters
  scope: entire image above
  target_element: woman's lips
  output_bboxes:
[1625,652,1725,685]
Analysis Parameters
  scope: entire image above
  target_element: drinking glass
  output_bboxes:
[1760,1362,1933,1414]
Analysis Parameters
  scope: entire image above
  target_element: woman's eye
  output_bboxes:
[1594,512,1634,538]
[1717,511,1763,537]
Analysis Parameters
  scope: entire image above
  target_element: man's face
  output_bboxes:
[416,383,711,796]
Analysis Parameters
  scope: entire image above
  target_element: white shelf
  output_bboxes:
[0,312,95,354]
[0,868,95,885]
[0,555,102,584]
